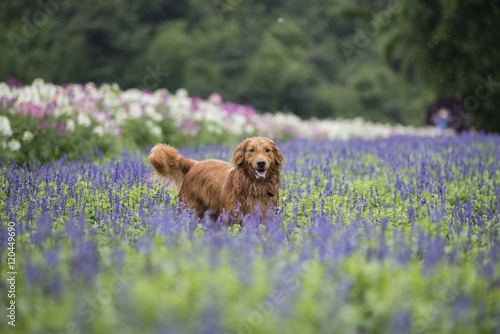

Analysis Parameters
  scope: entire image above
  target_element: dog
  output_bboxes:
[149,137,284,223]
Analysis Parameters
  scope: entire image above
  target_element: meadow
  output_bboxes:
[1,133,500,334]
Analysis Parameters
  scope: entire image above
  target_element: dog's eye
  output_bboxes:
[249,149,255,152]
[265,149,271,152]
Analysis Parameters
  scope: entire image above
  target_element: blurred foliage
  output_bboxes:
[383,0,500,132]
[0,0,498,130]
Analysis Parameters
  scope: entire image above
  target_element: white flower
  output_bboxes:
[66,120,75,132]
[176,88,188,98]
[146,120,162,138]
[92,126,104,137]
[244,124,255,134]
[0,116,13,137]
[145,105,162,122]
[115,110,128,125]
[8,139,21,151]
[22,131,34,143]
[77,113,91,127]
[151,125,162,138]
[129,103,142,118]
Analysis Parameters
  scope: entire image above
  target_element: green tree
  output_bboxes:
[384,0,500,131]
[3,0,487,128]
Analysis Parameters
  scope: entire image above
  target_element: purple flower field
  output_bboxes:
[1,134,500,333]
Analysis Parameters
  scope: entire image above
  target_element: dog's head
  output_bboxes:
[232,137,284,179]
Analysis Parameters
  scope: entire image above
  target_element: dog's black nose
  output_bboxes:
[257,160,266,169]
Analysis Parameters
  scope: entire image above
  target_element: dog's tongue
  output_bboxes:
[256,170,267,178]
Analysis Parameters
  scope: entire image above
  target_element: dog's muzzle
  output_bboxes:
[252,165,267,179]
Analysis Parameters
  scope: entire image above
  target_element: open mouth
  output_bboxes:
[252,166,267,179]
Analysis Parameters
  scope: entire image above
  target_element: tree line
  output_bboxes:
[1,0,499,131]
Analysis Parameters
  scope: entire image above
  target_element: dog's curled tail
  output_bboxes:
[148,144,197,188]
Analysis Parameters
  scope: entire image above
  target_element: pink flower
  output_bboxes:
[191,97,202,111]
[6,76,23,87]
[208,93,222,104]
[181,120,198,134]
[55,120,66,135]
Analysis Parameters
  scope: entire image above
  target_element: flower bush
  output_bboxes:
[1,79,453,163]
[1,135,499,333]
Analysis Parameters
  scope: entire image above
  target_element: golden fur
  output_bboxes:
[149,137,284,223]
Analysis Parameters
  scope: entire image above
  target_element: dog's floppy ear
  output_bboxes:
[232,138,248,166]
[273,144,284,167]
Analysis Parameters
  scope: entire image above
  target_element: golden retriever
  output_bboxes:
[149,137,284,223]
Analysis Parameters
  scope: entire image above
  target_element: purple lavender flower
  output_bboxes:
[70,239,100,283]
[423,236,446,270]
